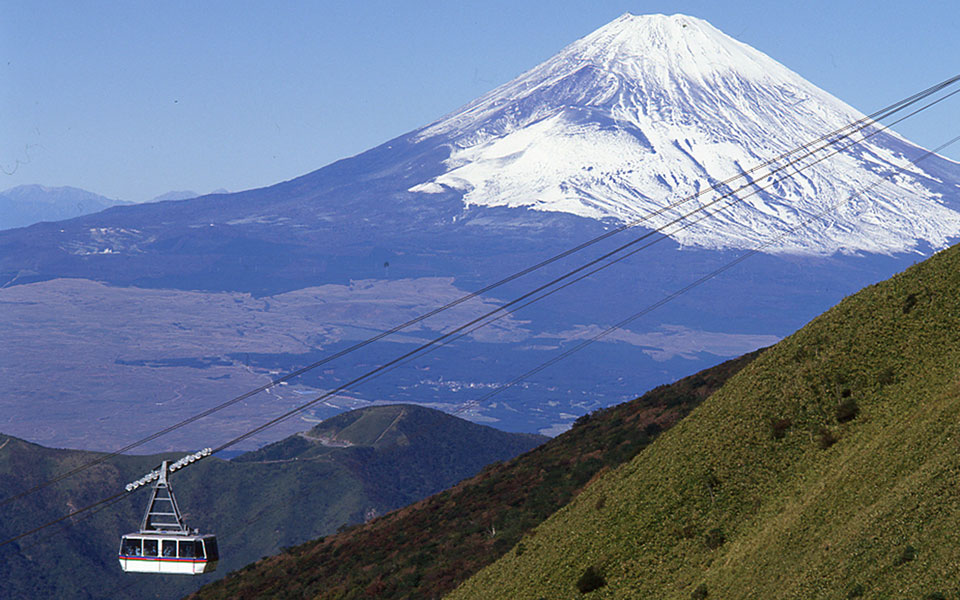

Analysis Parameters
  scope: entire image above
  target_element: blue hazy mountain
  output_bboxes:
[0,184,132,230]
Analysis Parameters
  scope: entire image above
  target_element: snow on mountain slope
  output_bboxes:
[409,13,960,255]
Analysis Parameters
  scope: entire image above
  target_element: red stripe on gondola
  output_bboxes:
[119,555,208,563]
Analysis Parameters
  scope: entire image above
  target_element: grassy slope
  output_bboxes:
[451,245,960,599]
[187,351,760,600]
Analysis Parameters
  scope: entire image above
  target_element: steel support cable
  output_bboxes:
[359,127,960,430]
[208,84,960,455]
[347,191,756,392]
[261,92,960,422]
[0,490,128,550]
[12,493,131,552]
[459,132,960,411]
[2,73,957,509]
[3,126,958,552]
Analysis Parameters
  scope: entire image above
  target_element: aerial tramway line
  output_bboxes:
[7,70,954,521]
[0,74,959,574]
[3,72,956,517]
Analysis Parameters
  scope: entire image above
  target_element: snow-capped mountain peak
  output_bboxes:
[538,13,788,85]
[410,14,960,255]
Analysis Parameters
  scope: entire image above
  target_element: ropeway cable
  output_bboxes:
[295,88,960,400]
[2,72,957,506]
[2,72,958,510]
[11,493,131,552]
[456,131,960,413]
[6,124,956,554]
[204,83,960,450]
[0,490,129,550]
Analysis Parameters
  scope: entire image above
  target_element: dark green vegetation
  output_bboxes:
[0,404,543,600]
[576,566,607,593]
[450,244,960,598]
[187,351,759,599]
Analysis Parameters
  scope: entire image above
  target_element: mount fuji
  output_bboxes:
[411,14,960,255]
[1,14,958,451]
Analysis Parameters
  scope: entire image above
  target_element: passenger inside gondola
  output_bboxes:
[143,539,158,557]
[179,540,196,558]
[121,538,141,557]
[162,541,176,557]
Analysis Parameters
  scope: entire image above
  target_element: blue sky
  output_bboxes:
[2,1,958,202]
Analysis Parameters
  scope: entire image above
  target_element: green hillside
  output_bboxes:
[234,404,546,509]
[187,351,760,600]
[450,245,960,599]
[0,404,542,600]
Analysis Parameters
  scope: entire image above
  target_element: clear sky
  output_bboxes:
[2,1,959,202]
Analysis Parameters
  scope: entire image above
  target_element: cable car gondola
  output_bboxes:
[118,455,218,575]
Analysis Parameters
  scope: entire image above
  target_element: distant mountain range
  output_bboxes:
[0,185,231,231]
[0,13,957,453]
[0,184,131,230]
[0,404,544,600]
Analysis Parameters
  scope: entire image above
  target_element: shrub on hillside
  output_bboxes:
[575,566,606,593]
[836,399,859,423]
[573,412,593,428]
[769,417,792,440]
[877,366,897,386]
[670,523,698,540]
[817,427,838,449]
[902,292,918,314]
[691,583,709,599]
[894,544,916,566]
[704,528,725,550]
[846,583,864,598]
[923,593,946,600]
[701,472,721,496]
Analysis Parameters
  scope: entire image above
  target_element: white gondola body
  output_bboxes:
[118,533,219,575]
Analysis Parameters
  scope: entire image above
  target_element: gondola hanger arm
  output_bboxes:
[124,448,212,493]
